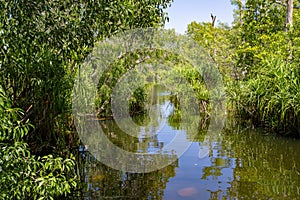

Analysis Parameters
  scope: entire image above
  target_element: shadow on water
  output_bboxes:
[74,88,300,200]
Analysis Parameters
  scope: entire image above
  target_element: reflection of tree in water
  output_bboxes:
[78,86,180,199]
[83,102,300,199]
[181,117,300,200]
[222,121,300,199]
[78,114,178,199]
[80,151,177,199]
[208,190,222,200]
[100,119,167,154]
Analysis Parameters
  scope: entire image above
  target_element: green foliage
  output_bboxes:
[221,0,300,136]
[0,0,173,152]
[185,0,300,136]
[0,1,174,197]
[95,50,152,117]
[230,0,286,72]
[0,86,77,199]
[228,58,300,136]
[187,21,236,79]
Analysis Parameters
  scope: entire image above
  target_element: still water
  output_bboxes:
[77,91,300,199]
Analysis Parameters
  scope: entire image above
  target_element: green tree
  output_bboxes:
[0,0,173,198]
[0,0,173,153]
[227,0,300,136]
[187,21,236,79]
[232,0,286,72]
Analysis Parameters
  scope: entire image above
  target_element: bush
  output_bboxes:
[0,86,77,199]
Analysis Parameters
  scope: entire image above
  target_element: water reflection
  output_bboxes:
[75,84,202,173]
[79,153,177,199]
[77,91,300,199]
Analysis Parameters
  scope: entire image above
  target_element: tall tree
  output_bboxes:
[232,0,287,71]
[286,0,294,31]
[275,0,300,32]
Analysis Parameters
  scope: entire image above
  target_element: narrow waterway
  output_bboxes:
[77,89,300,199]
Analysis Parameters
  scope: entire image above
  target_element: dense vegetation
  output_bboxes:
[188,0,300,137]
[0,0,172,198]
[1,0,300,198]
[0,86,77,199]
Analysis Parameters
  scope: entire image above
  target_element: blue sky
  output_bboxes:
[165,0,235,34]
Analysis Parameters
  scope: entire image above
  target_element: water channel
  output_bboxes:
[77,88,300,199]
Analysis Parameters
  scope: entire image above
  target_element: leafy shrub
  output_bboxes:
[0,86,77,200]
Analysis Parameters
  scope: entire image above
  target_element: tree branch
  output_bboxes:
[20,105,33,124]
[275,0,300,8]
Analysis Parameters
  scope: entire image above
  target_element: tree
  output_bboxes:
[187,21,237,79]
[0,0,173,153]
[286,0,294,31]
[275,0,300,31]
[231,0,244,25]
[227,0,300,136]
[0,86,77,199]
[231,0,289,72]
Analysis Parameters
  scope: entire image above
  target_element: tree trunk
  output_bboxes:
[238,0,243,24]
[285,0,294,32]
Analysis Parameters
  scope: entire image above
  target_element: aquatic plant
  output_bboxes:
[228,58,300,137]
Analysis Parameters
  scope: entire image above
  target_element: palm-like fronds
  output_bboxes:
[228,58,300,137]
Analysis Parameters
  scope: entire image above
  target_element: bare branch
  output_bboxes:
[211,13,216,27]
[20,105,33,124]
